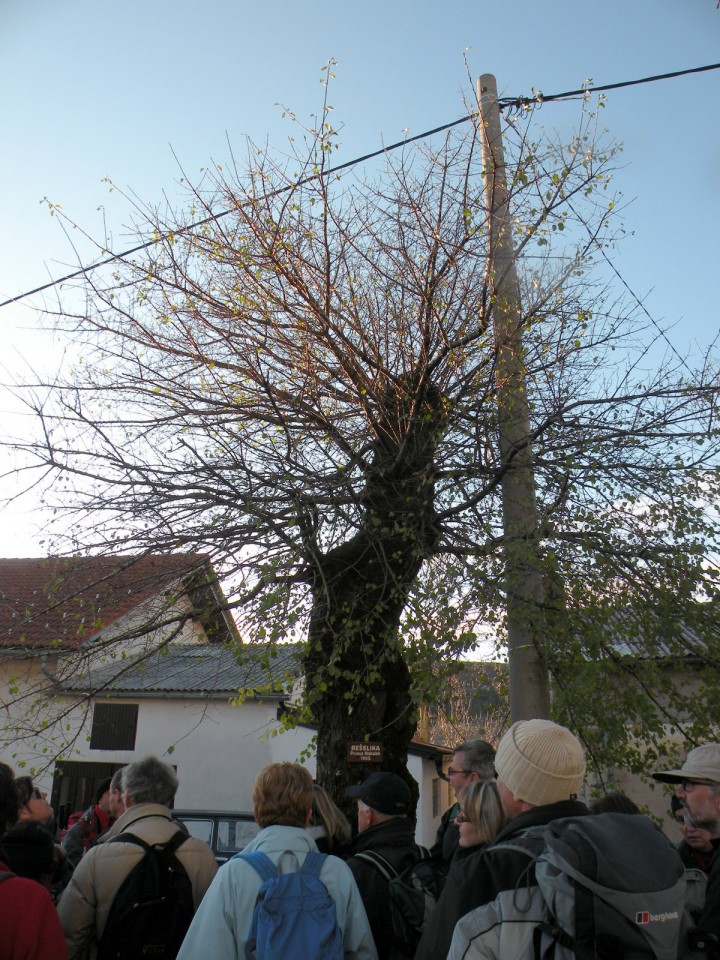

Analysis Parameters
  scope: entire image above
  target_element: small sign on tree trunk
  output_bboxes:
[347,742,384,763]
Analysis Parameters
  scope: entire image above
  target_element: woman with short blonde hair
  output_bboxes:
[453,779,506,860]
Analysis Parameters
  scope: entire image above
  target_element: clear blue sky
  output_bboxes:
[1,0,719,553]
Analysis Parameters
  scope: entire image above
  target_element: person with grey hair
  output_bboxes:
[653,743,720,950]
[433,737,496,862]
[121,753,179,804]
[59,755,217,959]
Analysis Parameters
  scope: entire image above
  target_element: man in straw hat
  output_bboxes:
[415,719,587,960]
[653,743,720,947]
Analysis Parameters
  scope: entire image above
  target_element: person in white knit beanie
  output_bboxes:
[415,719,587,960]
[494,718,586,817]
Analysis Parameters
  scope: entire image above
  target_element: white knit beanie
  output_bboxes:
[495,719,585,806]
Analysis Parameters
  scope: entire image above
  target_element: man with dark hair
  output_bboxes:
[59,754,217,959]
[345,772,421,960]
[416,720,587,960]
[177,762,377,959]
[653,743,720,947]
[433,737,496,862]
[61,776,115,867]
[0,762,68,959]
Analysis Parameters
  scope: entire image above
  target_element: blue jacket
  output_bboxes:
[177,824,378,960]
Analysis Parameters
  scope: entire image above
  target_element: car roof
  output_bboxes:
[172,810,255,818]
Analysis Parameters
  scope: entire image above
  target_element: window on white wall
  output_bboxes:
[90,703,139,750]
[432,776,442,818]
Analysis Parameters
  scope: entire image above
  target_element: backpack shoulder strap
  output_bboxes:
[160,830,189,857]
[110,832,152,852]
[234,850,278,882]
[414,845,431,861]
[109,829,188,855]
[301,851,327,879]
[354,850,399,882]
[490,823,549,860]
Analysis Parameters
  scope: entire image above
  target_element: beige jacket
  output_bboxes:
[58,802,217,960]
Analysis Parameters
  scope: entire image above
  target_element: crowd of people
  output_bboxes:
[0,723,718,959]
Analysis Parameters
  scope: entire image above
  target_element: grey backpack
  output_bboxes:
[448,813,686,960]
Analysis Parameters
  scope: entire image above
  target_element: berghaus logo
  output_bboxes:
[635,911,679,924]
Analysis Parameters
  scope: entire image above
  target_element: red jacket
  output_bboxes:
[0,860,68,959]
[61,804,113,867]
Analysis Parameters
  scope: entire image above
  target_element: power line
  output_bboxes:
[0,115,472,310]
[2,60,719,311]
[498,61,720,109]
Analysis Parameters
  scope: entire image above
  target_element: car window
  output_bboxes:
[177,817,214,846]
[217,817,259,853]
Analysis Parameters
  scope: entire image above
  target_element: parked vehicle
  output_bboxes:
[172,810,259,864]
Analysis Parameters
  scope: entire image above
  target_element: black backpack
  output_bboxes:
[355,845,449,959]
[97,830,194,960]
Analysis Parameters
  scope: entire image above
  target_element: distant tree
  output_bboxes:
[7,76,720,803]
[424,663,509,748]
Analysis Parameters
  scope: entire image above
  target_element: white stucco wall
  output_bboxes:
[83,696,446,842]
[1,659,448,841]
[410,753,449,848]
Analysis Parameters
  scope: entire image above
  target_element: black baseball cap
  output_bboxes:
[346,772,411,815]
[95,778,112,803]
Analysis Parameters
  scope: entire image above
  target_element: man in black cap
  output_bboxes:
[346,771,424,960]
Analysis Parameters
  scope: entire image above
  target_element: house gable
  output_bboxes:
[0,553,234,650]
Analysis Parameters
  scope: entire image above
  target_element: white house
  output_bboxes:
[0,554,451,845]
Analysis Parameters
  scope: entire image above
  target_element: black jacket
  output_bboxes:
[676,838,719,874]
[347,817,423,960]
[414,798,589,960]
[697,838,720,941]
[430,802,460,862]
[448,839,487,875]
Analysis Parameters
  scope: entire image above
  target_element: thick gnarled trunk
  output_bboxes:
[304,382,445,814]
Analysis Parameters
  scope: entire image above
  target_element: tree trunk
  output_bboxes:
[303,380,445,816]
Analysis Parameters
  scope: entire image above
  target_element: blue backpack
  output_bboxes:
[236,850,344,960]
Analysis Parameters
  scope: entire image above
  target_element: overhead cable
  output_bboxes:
[498,61,720,109]
[2,61,719,311]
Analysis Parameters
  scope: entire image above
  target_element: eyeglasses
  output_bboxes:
[15,776,42,805]
[680,779,716,792]
[454,810,470,824]
[447,768,473,777]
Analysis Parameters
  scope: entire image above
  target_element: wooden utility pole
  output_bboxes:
[477,74,551,721]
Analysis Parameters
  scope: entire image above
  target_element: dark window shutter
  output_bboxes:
[90,703,139,750]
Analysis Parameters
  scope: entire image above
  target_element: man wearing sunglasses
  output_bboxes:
[653,743,720,951]
[432,738,496,863]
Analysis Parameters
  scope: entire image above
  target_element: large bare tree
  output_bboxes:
[7,84,720,802]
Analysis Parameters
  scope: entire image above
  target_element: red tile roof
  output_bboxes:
[0,554,209,650]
